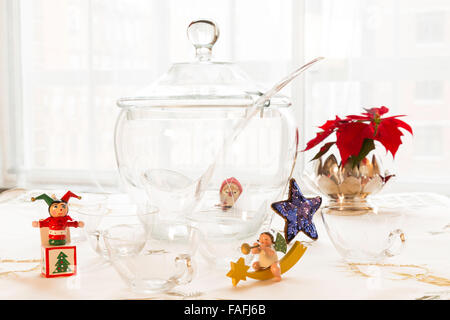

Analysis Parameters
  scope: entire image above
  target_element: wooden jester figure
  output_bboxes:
[32,191,84,246]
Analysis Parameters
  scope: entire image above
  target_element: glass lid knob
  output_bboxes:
[187,20,219,62]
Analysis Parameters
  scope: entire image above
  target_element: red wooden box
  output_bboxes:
[41,245,77,278]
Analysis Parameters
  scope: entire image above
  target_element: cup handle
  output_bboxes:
[174,254,195,285]
[384,229,406,257]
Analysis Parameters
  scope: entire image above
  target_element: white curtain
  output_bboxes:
[0,0,14,189]
[0,0,297,192]
[302,0,450,194]
[1,0,449,195]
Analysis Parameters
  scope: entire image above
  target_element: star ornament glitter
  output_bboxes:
[271,178,322,243]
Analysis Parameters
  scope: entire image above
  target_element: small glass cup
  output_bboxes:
[103,222,199,294]
[321,207,406,263]
[74,202,157,258]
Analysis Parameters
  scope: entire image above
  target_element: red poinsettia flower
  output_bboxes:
[303,106,413,166]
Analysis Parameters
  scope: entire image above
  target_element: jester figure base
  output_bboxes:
[41,245,77,278]
[226,241,307,287]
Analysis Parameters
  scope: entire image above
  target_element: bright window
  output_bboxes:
[1,0,449,195]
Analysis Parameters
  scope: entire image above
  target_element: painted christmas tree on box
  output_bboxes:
[53,251,71,274]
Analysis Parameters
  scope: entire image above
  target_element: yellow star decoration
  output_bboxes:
[226,257,250,287]
[226,241,307,287]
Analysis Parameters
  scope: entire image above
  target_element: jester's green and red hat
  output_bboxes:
[31,191,81,215]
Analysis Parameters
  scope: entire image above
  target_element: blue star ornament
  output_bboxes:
[271,178,322,243]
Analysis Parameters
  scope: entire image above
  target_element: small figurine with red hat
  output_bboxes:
[219,177,243,210]
[31,191,84,246]
[32,191,84,278]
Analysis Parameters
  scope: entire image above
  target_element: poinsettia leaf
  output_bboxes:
[318,117,340,131]
[304,116,345,152]
[374,118,404,157]
[311,141,336,161]
[351,139,375,168]
[390,118,413,135]
[336,122,374,166]
[383,115,407,119]
[344,115,370,121]
[379,106,389,114]
[302,106,412,164]
[364,106,389,116]
[303,130,335,152]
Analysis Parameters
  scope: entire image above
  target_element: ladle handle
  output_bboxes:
[194,57,325,201]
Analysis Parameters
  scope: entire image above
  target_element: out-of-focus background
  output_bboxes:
[0,0,449,196]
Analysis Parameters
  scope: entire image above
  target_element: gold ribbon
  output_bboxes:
[346,262,450,287]
[0,259,41,277]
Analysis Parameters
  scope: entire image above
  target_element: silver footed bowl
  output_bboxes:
[310,153,393,215]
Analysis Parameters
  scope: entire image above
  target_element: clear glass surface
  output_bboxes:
[115,105,298,242]
[116,19,291,109]
[114,20,299,267]
[73,202,157,258]
[104,223,199,294]
[321,207,406,263]
[303,147,405,262]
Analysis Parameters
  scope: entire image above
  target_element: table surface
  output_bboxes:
[0,188,449,300]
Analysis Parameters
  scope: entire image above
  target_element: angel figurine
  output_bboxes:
[251,232,282,282]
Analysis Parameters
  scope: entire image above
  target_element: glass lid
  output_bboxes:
[117,20,291,109]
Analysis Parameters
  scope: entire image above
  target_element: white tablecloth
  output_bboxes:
[0,189,449,300]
